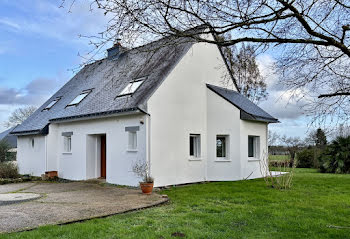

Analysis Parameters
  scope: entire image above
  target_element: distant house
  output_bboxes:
[0,127,17,150]
[11,27,278,187]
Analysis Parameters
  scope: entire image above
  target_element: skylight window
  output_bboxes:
[117,78,145,97]
[67,90,92,107]
[43,97,61,111]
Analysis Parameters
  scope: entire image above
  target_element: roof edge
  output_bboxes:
[49,107,145,123]
[206,84,279,124]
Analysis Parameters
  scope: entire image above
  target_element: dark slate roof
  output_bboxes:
[12,36,196,135]
[0,127,17,148]
[207,84,279,123]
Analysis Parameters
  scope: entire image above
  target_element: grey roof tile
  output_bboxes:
[207,84,279,123]
[12,37,194,135]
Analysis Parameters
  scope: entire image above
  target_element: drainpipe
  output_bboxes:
[45,135,48,172]
[146,114,151,177]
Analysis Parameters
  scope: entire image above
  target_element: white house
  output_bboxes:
[11,28,278,187]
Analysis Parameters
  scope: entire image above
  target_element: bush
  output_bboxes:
[319,136,350,174]
[0,162,19,179]
[269,159,292,168]
[0,140,11,162]
[297,148,321,168]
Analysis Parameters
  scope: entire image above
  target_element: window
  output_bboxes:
[64,136,72,152]
[67,90,92,107]
[43,97,61,111]
[128,131,137,150]
[117,79,144,97]
[189,134,201,158]
[216,136,228,158]
[248,136,260,158]
[31,138,35,148]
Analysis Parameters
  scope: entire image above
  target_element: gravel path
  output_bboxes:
[0,182,167,233]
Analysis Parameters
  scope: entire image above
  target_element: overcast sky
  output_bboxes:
[0,0,311,138]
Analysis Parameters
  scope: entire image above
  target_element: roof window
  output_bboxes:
[43,97,61,111]
[67,89,92,107]
[117,78,145,97]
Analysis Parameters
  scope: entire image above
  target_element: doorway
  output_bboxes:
[100,135,106,178]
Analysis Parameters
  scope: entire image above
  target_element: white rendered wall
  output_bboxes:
[147,40,238,187]
[240,121,268,179]
[17,135,46,176]
[206,89,242,181]
[52,114,146,186]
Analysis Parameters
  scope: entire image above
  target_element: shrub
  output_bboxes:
[0,162,19,179]
[0,140,11,162]
[297,148,321,168]
[319,136,350,174]
[269,159,292,168]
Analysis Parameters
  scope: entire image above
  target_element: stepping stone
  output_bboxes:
[0,193,41,206]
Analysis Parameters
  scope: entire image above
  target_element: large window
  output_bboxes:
[128,131,137,150]
[63,136,72,153]
[67,89,92,107]
[216,136,228,158]
[248,136,260,158]
[190,134,201,158]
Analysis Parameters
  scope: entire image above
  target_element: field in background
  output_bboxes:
[269,154,290,161]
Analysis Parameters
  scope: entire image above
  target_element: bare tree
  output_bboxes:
[222,43,268,103]
[3,106,37,128]
[280,135,303,165]
[61,0,350,123]
[268,130,280,147]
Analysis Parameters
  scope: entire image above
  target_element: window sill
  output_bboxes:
[248,158,260,162]
[127,149,138,152]
[62,152,72,155]
[189,157,202,161]
[215,158,232,162]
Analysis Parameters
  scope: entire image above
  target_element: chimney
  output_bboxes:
[107,38,123,59]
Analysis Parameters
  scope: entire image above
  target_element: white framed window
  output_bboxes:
[248,136,260,159]
[43,97,61,111]
[117,79,145,97]
[216,135,229,159]
[128,131,137,150]
[67,89,92,107]
[63,136,72,153]
[189,134,201,158]
[31,138,35,148]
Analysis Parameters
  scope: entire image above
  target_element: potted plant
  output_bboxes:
[132,159,154,194]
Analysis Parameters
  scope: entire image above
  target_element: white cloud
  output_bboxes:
[257,54,310,120]
[0,18,21,31]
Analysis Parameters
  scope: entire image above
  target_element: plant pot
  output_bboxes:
[45,171,58,179]
[140,182,154,194]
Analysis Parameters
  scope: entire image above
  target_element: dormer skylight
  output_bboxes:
[117,78,145,97]
[67,89,92,107]
[43,97,61,111]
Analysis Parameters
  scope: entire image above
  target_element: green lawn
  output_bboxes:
[2,169,350,239]
[269,154,290,161]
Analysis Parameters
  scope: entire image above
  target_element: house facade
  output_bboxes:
[11,30,278,187]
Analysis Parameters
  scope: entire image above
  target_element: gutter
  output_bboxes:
[49,107,146,123]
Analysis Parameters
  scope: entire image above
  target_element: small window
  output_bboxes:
[67,90,92,107]
[31,138,35,148]
[248,136,260,158]
[190,134,201,158]
[43,97,61,111]
[216,136,228,158]
[63,136,72,152]
[117,79,144,97]
[128,131,137,150]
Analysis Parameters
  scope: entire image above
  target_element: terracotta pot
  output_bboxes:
[140,182,154,194]
[45,171,58,179]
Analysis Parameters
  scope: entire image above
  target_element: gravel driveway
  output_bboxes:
[0,181,167,233]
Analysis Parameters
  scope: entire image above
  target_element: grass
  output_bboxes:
[269,154,290,161]
[1,169,350,239]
